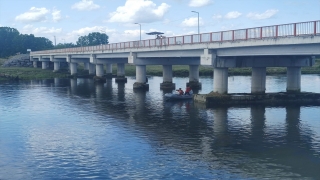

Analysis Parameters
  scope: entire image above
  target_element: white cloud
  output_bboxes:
[70,26,115,36]
[22,24,62,34]
[212,14,222,19]
[181,17,203,27]
[189,0,212,7]
[247,9,279,20]
[225,11,242,19]
[52,8,62,22]
[71,0,100,11]
[15,7,50,23]
[108,0,170,23]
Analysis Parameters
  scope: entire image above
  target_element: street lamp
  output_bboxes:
[191,11,200,35]
[134,23,141,42]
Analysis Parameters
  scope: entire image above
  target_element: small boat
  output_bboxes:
[164,91,194,101]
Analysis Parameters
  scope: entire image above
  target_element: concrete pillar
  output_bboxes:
[115,63,127,82]
[251,67,266,94]
[70,62,78,75]
[287,67,301,93]
[106,64,113,78]
[160,65,175,89]
[133,65,149,89]
[33,61,38,68]
[42,61,49,69]
[96,64,104,77]
[213,68,228,94]
[84,62,90,70]
[88,63,96,75]
[187,65,202,89]
[53,62,60,72]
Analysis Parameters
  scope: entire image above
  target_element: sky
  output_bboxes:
[0,0,319,45]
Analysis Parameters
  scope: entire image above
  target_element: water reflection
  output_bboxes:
[0,76,319,179]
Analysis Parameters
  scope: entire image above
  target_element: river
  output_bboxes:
[0,75,320,180]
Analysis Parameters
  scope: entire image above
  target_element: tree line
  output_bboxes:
[0,27,109,58]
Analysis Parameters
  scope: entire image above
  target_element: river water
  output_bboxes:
[0,75,319,180]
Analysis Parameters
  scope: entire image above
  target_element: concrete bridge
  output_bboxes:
[30,20,320,94]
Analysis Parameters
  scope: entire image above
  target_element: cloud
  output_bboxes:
[70,26,115,36]
[15,7,50,23]
[212,14,222,19]
[52,8,62,22]
[108,0,170,23]
[189,0,212,7]
[71,0,100,11]
[247,9,279,20]
[225,11,242,19]
[22,24,62,34]
[181,17,203,27]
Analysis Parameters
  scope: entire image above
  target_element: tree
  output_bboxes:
[76,32,109,46]
[0,27,54,58]
[54,43,78,49]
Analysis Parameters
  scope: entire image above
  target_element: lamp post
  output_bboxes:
[191,11,200,35]
[134,23,141,42]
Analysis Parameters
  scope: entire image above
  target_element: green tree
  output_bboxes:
[0,27,54,57]
[54,43,78,49]
[76,32,109,46]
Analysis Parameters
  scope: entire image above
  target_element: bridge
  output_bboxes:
[30,20,320,94]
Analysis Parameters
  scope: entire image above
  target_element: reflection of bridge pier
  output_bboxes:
[285,106,301,143]
[250,106,266,142]
[117,82,125,101]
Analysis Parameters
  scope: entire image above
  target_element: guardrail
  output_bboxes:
[31,20,320,55]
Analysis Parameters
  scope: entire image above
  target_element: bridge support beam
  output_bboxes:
[106,64,113,78]
[251,67,266,94]
[96,64,104,77]
[187,65,201,89]
[160,65,175,89]
[42,61,49,69]
[133,65,149,89]
[213,68,228,94]
[70,62,78,76]
[88,63,95,75]
[287,67,301,93]
[115,63,127,82]
[53,62,60,72]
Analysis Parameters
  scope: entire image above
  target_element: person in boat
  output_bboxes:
[176,88,184,95]
[185,86,192,95]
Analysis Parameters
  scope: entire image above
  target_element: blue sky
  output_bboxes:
[0,0,319,44]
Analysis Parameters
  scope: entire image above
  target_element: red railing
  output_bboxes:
[31,20,320,55]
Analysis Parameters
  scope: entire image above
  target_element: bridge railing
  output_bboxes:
[31,20,320,55]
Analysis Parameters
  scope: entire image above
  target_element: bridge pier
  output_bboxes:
[33,61,38,68]
[251,67,266,94]
[95,64,104,77]
[213,68,228,94]
[287,67,301,93]
[84,62,90,70]
[187,65,202,89]
[88,63,96,75]
[70,62,78,75]
[115,63,127,83]
[106,64,113,78]
[160,65,175,89]
[53,62,60,72]
[133,65,149,89]
[42,61,49,69]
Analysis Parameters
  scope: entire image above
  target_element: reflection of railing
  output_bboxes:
[31,20,320,55]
